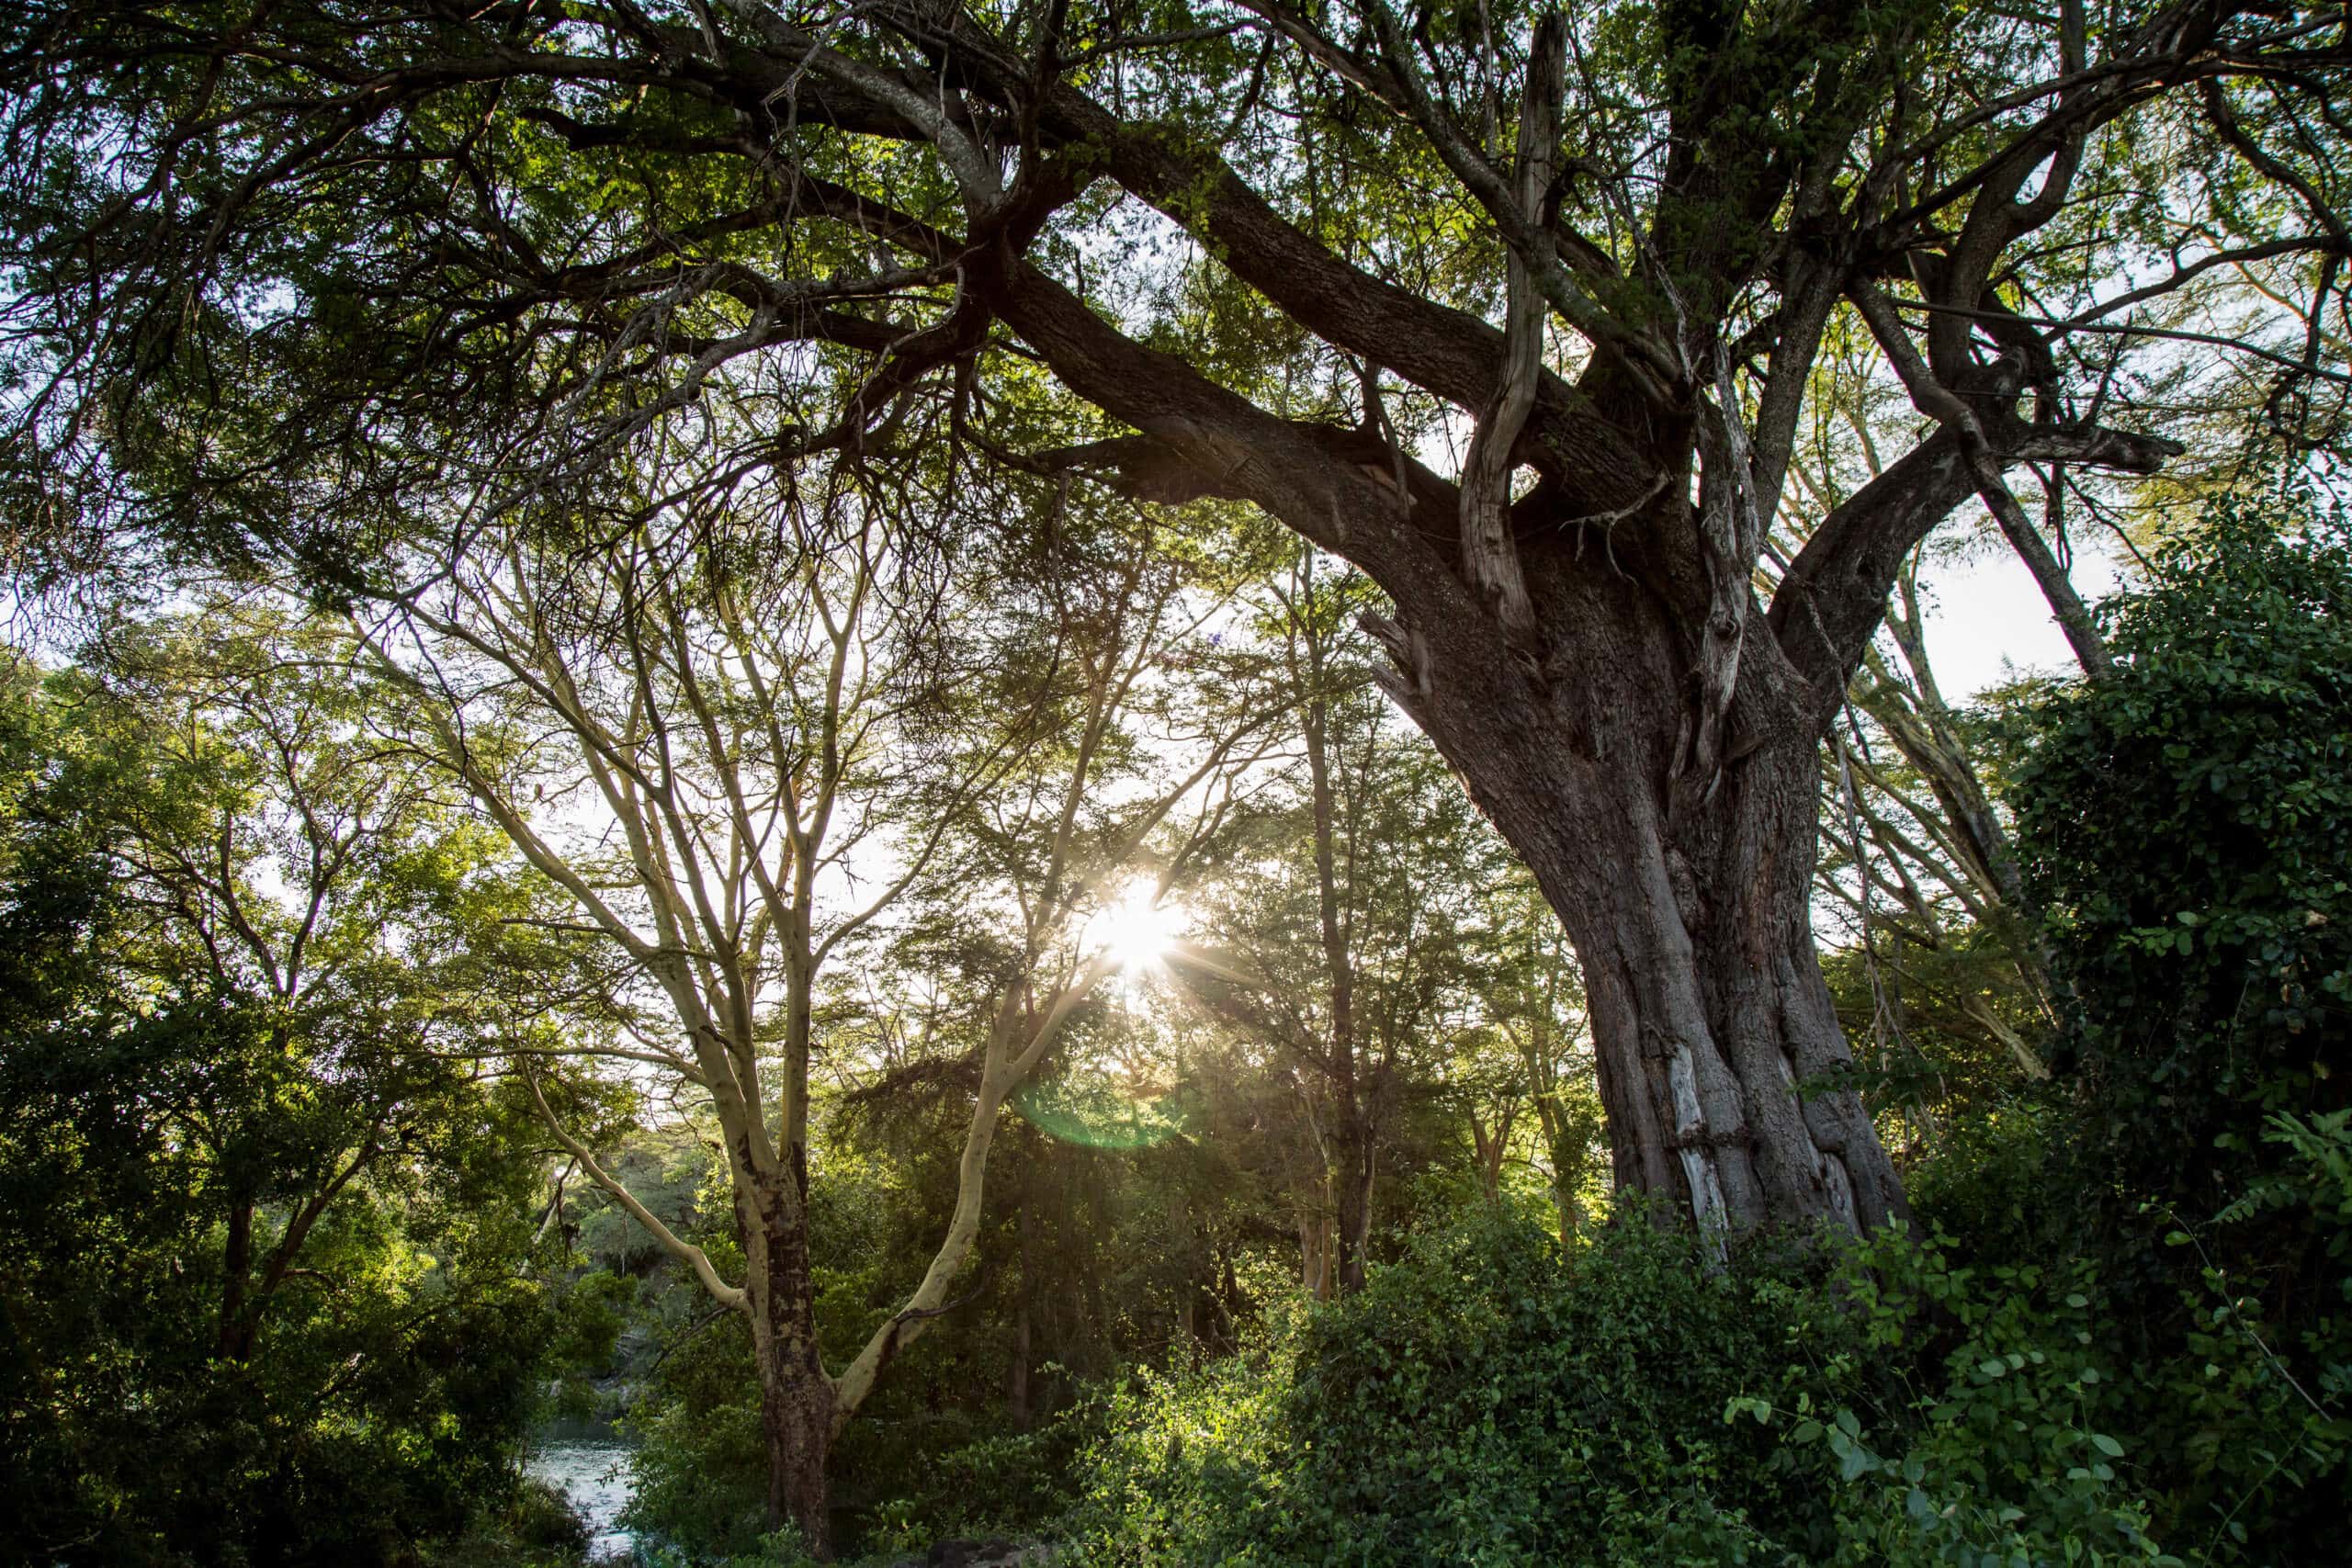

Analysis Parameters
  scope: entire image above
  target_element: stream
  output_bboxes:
[526,1437,639,1562]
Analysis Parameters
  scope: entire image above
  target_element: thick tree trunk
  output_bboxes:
[1388,562,1908,1238]
[757,1341,833,1555]
[742,1170,834,1554]
[1007,235,1936,1235]
[989,220,1915,1236]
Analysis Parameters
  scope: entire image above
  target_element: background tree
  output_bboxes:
[1475,876,1606,1241]
[0,626,560,1567]
[348,443,1272,1546]
[1175,546,1522,1292]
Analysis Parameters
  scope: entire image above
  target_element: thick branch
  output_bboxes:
[1456,15,1564,646]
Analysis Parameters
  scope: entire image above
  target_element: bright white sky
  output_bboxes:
[1912,534,2129,700]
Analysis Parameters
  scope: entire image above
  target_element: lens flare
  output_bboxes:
[1011,1077,1185,1149]
[1087,882,1180,972]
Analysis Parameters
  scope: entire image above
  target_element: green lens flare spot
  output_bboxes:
[1012,1077,1185,1149]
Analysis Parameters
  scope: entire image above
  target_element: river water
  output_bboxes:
[526,1438,638,1562]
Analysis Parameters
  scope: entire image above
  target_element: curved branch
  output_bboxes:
[521,1066,748,1315]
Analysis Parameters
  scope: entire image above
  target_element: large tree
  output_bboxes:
[7,0,2346,1240]
[347,456,1269,1545]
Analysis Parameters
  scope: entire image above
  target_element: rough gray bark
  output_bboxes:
[1371,573,1904,1234]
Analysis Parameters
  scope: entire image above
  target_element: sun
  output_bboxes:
[1087,881,1182,973]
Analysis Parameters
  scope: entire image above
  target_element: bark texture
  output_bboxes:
[744,1166,836,1551]
[1378,554,1905,1235]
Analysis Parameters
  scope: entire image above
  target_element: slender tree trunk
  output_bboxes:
[1300,1211,1332,1298]
[1389,574,1907,1237]
[1522,1042,1587,1242]
[1009,1300,1032,1428]
[1330,1116,1375,1292]
[217,1199,254,1361]
[1533,1099,1585,1243]
[1469,1108,1515,1204]
[742,1169,834,1554]
[1217,1247,1243,1345]
[1170,1182,1198,1347]
[1552,1185,1582,1246]
[1293,571,1385,1290]
[1009,1197,1034,1429]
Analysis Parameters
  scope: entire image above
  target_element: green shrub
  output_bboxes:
[1060,1205,1869,1565]
[621,1338,773,1562]
[1056,1206,2248,1566]
[1734,1227,2180,1566]
[2002,494,2352,1554]
[510,1479,593,1554]
[2009,496,2351,1249]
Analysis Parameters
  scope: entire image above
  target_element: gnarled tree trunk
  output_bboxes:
[1381,548,1909,1237]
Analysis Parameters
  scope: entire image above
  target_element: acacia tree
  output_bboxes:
[51,607,565,1361]
[1181,546,1514,1292]
[1763,319,2064,1094]
[1812,573,2063,1100]
[9,0,2348,1235]
[1469,876,1605,1240]
[350,453,1265,1544]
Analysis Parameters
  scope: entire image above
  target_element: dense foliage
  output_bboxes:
[2003,501,2352,1551]
[2016,500,2352,1227]
[1056,1206,2189,1567]
[568,493,2352,1568]
[0,655,562,1565]
[3,0,2349,1541]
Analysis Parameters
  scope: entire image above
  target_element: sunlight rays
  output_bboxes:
[1085,879,1182,974]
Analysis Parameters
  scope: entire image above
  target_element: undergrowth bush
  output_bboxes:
[1059,1206,2206,1566]
[2000,498,2352,1557]
[622,1292,1086,1561]
[1732,1228,2176,1567]
[1061,1206,1862,1565]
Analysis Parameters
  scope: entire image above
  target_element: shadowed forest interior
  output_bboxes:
[3,1,2350,1564]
